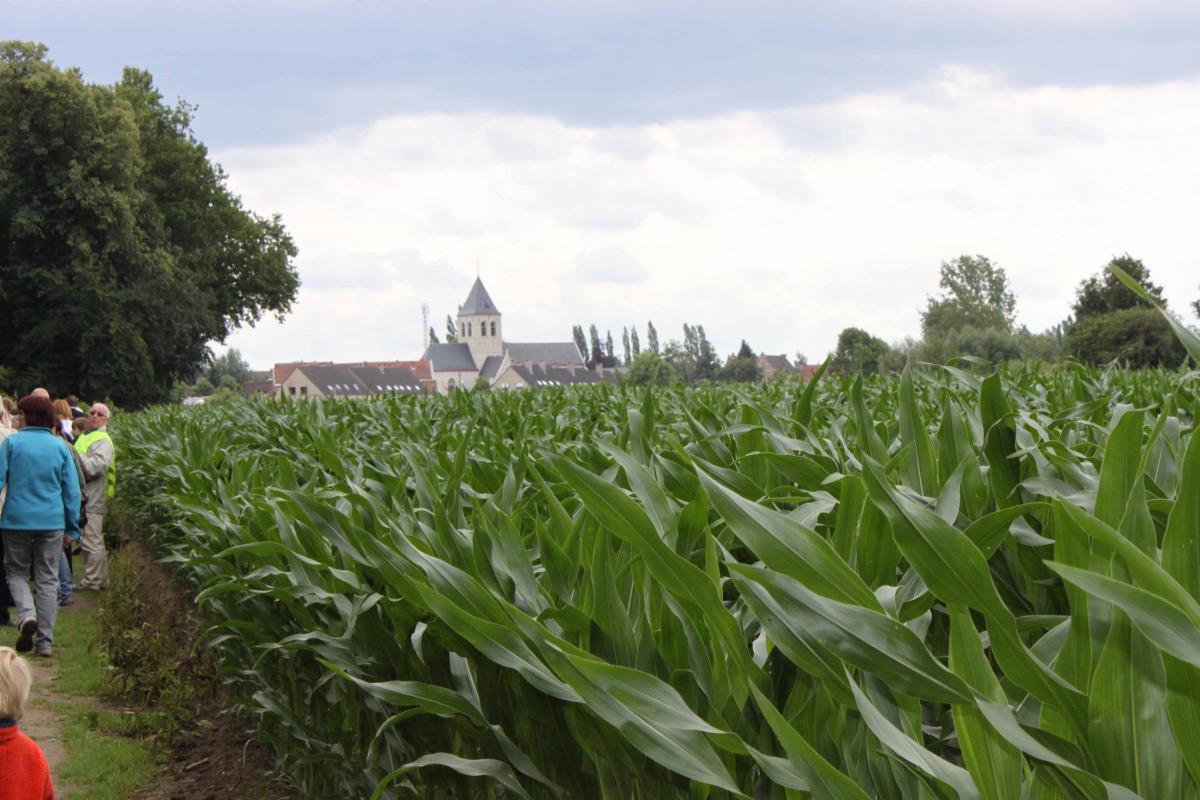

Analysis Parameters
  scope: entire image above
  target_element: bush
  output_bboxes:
[1064,307,1187,367]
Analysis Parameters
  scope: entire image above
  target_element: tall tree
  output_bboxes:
[736,340,754,359]
[445,315,458,343]
[206,348,252,386]
[588,324,603,366]
[572,325,588,360]
[428,327,439,344]
[630,327,641,356]
[920,255,1016,340]
[621,327,632,366]
[832,327,892,374]
[646,321,660,354]
[604,330,615,360]
[0,43,300,406]
[1073,254,1168,319]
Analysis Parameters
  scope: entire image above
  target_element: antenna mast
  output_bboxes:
[421,302,430,349]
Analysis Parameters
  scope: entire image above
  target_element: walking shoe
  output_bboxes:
[36,645,52,658]
[59,598,74,607]
[15,619,37,653]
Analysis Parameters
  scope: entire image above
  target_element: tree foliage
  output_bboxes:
[921,254,1016,340]
[445,315,458,343]
[205,347,252,386]
[1073,254,1166,319]
[832,327,892,374]
[717,356,760,383]
[624,351,675,386]
[1064,307,1186,367]
[646,321,660,354]
[0,43,299,407]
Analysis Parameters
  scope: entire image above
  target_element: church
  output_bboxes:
[421,277,603,393]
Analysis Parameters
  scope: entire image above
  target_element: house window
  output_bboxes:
[490,321,496,336]
[467,322,472,336]
[300,386,308,396]
[289,387,296,396]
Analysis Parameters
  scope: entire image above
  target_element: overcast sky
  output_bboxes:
[8,1,1200,367]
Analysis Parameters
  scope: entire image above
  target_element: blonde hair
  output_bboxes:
[0,647,32,721]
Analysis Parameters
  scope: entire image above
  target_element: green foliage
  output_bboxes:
[922,325,1022,366]
[646,320,659,354]
[0,43,298,408]
[1065,306,1187,367]
[717,356,760,383]
[921,255,1016,339]
[625,351,676,386]
[832,326,892,374]
[661,323,719,383]
[206,348,252,386]
[191,376,214,397]
[445,315,457,343]
[117,367,1200,799]
[571,324,587,361]
[1074,254,1166,319]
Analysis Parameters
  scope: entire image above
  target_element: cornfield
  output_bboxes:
[117,348,1200,800]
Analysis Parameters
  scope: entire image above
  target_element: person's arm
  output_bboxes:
[78,436,113,481]
[0,438,9,493]
[61,449,81,537]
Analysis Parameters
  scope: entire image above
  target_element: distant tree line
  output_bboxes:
[568,321,765,386]
[832,253,1193,374]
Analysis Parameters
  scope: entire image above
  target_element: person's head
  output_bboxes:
[18,394,55,429]
[0,647,32,722]
[65,395,79,407]
[88,403,111,428]
[72,416,88,437]
[52,398,70,421]
[30,387,49,400]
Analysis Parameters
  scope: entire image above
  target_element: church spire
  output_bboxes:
[459,276,500,315]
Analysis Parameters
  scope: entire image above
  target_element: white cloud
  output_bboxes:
[219,69,1200,368]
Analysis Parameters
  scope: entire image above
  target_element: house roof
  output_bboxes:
[274,359,432,385]
[242,380,275,395]
[291,365,426,396]
[478,355,505,381]
[459,277,500,316]
[759,354,797,372]
[508,363,602,388]
[504,342,584,366]
[422,343,478,372]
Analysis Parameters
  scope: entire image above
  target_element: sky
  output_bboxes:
[7,1,1200,368]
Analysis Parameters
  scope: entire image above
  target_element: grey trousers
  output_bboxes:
[79,512,107,589]
[3,529,62,648]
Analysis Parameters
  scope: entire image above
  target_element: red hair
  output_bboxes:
[18,395,55,428]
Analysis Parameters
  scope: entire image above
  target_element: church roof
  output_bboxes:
[459,277,500,315]
[422,342,478,372]
[478,355,506,380]
[504,342,584,366]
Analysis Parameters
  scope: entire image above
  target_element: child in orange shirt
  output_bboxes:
[0,647,54,800]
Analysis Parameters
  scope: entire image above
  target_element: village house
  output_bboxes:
[275,360,434,399]
[421,278,596,393]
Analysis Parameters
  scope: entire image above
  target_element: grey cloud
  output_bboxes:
[10,1,1200,148]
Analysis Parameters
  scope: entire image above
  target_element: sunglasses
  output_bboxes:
[89,411,107,417]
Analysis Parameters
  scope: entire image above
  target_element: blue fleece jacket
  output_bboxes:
[0,428,81,535]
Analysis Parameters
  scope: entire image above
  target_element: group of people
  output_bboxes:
[0,390,115,658]
[0,390,116,799]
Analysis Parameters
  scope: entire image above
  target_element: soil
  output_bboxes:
[114,540,292,800]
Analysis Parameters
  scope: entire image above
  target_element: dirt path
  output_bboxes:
[12,591,99,800]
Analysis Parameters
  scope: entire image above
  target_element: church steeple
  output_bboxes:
[457,277,503,361]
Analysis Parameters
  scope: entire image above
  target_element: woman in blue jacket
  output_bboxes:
[0,395,81,657]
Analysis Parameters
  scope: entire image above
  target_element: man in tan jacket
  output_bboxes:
[74,404,115,591]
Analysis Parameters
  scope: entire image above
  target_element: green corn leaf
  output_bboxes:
[948,605,1025,800]
[1109,262,1200,363]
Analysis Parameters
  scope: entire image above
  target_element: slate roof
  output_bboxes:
[459,277,500,315]
[422,343,478,372]
[293,365,426,396]
[759,354,797,372]
[508,363,602,387]
[504,342,585,366]
[478,355,505,381]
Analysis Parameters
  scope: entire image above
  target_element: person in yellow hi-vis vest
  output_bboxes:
[74,403,115,591]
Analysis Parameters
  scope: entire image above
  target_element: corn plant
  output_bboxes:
[119,341,1198,798]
